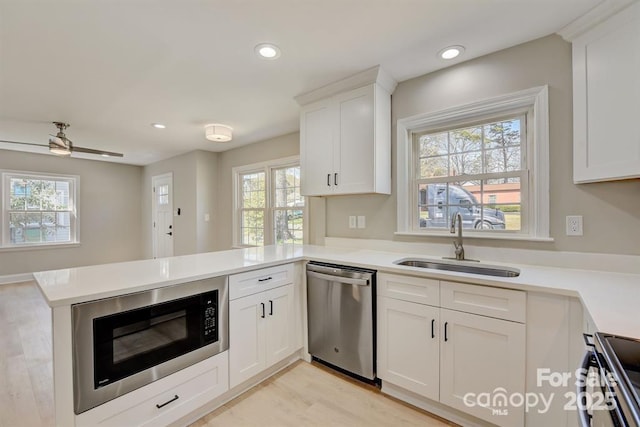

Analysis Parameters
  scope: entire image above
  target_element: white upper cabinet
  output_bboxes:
[296,66,396,196]
[563,1,640,183]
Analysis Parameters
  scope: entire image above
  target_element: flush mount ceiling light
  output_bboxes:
[438,45,465,60]
[151,123,166,129]
[204,124,233,142]
[255,43,281,60]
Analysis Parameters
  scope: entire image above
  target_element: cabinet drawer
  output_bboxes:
[229,263,294,300]
[440,281,526,323]
[76,351,229,427]
[377,273,439,306]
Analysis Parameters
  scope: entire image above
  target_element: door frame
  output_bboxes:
[151,172,173,259]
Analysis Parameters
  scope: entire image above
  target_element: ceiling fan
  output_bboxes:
[0,122,124,158]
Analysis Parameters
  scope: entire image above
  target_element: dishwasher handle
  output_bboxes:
[307,270,370,286]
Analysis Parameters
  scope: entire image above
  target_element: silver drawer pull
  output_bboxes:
[258,276,273,282]
[156,394,179,409]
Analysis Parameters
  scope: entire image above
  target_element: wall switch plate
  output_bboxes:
[357,216,366,229]
[566,215,583,236]
[349,216,357,229]
[204,213,210,222]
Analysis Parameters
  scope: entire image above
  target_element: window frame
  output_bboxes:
[396,86,551,241]
[232,156,307,248]
[1,170,80,249]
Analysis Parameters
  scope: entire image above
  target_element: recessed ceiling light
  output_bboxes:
[439,45,465,60]
[255,43,281,60]
[151,123,166,129]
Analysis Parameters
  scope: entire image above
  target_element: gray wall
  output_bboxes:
[215,132,300,251]
[325,34,640,255]
[142,150,217,258]
[0,150,143,275]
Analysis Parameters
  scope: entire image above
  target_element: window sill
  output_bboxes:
[394,231,554,243]
[0,242,81,252]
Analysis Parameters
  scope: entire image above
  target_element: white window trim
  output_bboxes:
[396,85,551,241]
[232,155,307,248]
[1,169,81,250]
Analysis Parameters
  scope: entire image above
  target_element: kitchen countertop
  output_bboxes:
[33,244,640,339]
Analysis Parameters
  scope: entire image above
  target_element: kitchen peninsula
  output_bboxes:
[34,244,640,427]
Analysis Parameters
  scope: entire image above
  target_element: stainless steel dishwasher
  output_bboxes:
[306,262,376,380]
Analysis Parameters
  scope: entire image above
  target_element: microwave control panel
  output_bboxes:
[202,290,218,343]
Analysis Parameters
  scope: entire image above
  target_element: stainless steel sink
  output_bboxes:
[394,258,520,278]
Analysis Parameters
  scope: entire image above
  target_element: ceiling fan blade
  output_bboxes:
[72,145,124,157]
[0,139,48,148]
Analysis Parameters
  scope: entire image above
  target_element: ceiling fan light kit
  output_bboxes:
[0,121,125,158]
[205,124,233,142]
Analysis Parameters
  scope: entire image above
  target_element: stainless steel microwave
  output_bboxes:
[72,276,228,414]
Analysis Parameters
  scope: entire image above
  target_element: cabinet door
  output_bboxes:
[440,309,525,427]
[229,292,266,388]
[300,99,335,196]
[377,296,439,400]
[573,2,640,183]
[334,85,375,195]
[265,284,295,367]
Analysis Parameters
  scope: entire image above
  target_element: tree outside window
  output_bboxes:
[235,158,304,247]
[416,115,526,232]
[2,172,78,247]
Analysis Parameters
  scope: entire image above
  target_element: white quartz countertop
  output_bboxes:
[34,244,640,339]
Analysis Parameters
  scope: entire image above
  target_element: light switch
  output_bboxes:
[357,216,366,229]
[349,216,357,229]
[204,213,210,222]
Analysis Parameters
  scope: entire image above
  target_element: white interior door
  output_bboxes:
[152,173,174,258]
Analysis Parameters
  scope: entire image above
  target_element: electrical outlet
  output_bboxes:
[566,215,583,236]
[357,216,366,229]
[349,216,357,229]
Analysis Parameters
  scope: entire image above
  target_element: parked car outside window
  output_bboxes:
[419,184,506,230]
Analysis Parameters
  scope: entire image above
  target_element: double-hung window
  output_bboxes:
[234,157,305,247]
[415,114,527,232]
[1,171,79,247]
[397,86,550,240]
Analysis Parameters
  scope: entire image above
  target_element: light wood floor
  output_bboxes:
[1,282,454,427]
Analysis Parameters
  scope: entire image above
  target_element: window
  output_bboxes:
[2,171,79,247]
[415,115,526,232]
[234,157,305,247]
[396,86,550,241]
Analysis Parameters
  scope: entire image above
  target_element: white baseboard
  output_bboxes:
[324,237,640,274]
[0,273,34,285]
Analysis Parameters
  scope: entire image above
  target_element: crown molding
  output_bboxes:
[557,0,636,41]
[294,65,397,106]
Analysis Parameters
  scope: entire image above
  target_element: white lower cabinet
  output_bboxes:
[229,283,295,388]
[377,296,439,400]
[377,274,526,427]
[439,308,525,427]
[75,351,229,427]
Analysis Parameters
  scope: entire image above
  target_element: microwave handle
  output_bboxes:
[577,351,595,427]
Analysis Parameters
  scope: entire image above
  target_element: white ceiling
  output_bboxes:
[0,0,601,166]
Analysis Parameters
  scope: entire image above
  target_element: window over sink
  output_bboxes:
[396,86,550,241]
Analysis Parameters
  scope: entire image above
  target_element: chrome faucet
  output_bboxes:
[450,213,465,261]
